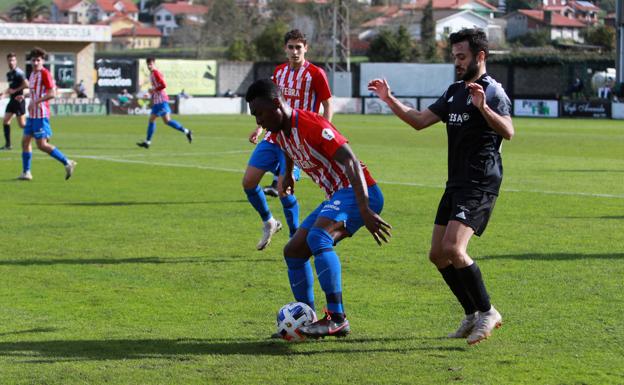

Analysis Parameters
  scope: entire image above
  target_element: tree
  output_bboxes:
[201,0,244,46]
[420,0,439,61]
[227,36,257,61]
[254,21,290,61]
[584,25,616,51]
[9,0,49,22]
[509,29,551,47]
[367,26,419,62]
[506,0,540,13]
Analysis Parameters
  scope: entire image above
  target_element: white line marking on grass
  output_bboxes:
[7,153,622,199]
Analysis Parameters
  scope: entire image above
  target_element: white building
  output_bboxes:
[154,1,208,37]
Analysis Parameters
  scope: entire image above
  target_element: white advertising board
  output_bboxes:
[0,23,111,42]
[179,97,243,114]
[360,63,454,97]
[612,103,624,119]
[514,99,559,117]
[332,97,361,114]
[364,98,417,114]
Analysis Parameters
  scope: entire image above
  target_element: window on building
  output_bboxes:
[165,14,172,21]
[156,15,161,21]
[25,53,76,90]
[444,26,451,34]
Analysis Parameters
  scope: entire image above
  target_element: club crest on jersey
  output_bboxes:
[322,128,335,140]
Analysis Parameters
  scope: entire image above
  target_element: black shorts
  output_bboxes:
[434,188,497,236]
[5,98,26,116]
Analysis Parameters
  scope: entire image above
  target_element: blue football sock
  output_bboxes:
[22,152,32,172]
[307,227,344,314]
[49,148,68,165]
[167,120,187,133]
[244,186,271,222]
[280,194,299,237]
[285,257,315,310]
[146,122,156,141]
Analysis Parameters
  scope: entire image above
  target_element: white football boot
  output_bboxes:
[467,306,502,345]
[256,217,282,250]
[448,312,478,338]
[18,171,33,181]
[65,160,77,180]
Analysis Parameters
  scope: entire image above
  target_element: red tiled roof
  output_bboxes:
[53,0,85,11]
[113,26,162,37]
[518,9,586,27]
[96,13,140,25]
[95,0,138,13]
[159,2,208,15]
[404,0,498,11]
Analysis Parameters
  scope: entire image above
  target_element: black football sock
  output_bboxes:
[270,180,278,188]
[3,124,9,147]
[439,265,478,315]
[456,263,491,313]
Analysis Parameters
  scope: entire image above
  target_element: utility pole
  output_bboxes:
[617,0,623,83]
[327,0,352,97]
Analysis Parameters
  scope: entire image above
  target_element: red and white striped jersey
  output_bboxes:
[28,68,54,119]
[150,69,169,104]
[275,109,376,198]
[265,60,332,144]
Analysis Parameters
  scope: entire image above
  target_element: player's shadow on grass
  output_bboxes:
[0,337,466,362]
[26,200,247,207]
[556,169,624,173]
[0,327,58,337]
[481,253,624,261]
[0,255,277,266]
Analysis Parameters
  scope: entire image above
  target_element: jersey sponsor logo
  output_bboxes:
[448,113,469,125]
[282,87,301,97]
[321,128,335,141]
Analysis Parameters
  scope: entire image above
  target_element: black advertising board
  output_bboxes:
[560,100,611,118]
[95,59,138,94]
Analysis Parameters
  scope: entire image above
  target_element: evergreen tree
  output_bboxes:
[420,0,438,62]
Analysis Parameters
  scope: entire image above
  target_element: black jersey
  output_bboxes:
[428,73,511,195]
[6,67,26,100]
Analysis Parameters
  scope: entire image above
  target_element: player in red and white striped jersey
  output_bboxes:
[18,47,76,181]
[246,79,391,339]
[243,29,333,251]
[136,58,192,149]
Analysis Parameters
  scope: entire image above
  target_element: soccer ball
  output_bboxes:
[275,302,317,342]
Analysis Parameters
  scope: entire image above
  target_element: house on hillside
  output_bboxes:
[90,0,139,22]
[505,9,586,42]
[51,0,91,24]
[95,14,161,49]
[153,1,208,37]
[540,0,601,25]
[359,2,505,45]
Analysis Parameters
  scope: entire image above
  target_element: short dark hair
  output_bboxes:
[7,52,16,60]
[284,29,307,45]
[146,57,156,64]
[29,47,47,60]
[246,79,280,103]
[449,28,489,59]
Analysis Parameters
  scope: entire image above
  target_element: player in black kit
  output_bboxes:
[368,28,514,345]
[2,53,28,150]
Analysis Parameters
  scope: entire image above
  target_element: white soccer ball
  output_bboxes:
[275,302,317,342]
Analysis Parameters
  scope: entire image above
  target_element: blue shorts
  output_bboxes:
[300,184,384,236]
[248,139,300,179]
[24,118,52,139]
[151,102,171,117]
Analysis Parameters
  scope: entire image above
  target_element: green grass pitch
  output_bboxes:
[0,114,622,384]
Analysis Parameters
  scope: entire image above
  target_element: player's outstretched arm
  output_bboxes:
[368,78,440,130]
[333,144,392,245]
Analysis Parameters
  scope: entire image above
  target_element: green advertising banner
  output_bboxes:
[138,59,217,96]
